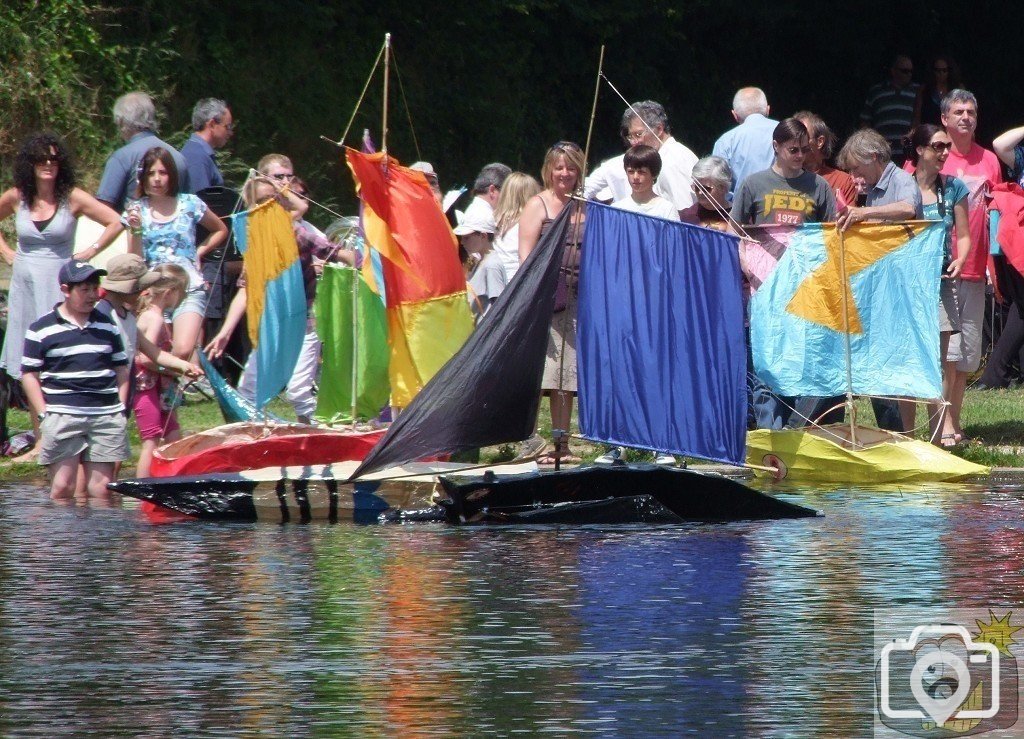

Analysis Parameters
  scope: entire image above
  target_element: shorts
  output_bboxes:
[132,386,180,440]
[171,286,208,320]
[39,411,130,466]
[945,278,984,372]
[938,277,960,334]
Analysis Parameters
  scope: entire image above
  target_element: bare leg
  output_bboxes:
[136,438,159,479]
[83,461,117,505]
[172,311,205,362]
[948,369,968,440]
[548,391,577,460]
[930,333,953,445]
[899,399,916,434]
[48,456,80,502]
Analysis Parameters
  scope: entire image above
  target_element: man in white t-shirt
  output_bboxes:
[620,100,699,215]
[611,145,680,221]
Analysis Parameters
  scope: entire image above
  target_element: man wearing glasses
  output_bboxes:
[621,100,699,215]
[182,98,234,193]
[859,55,919,164]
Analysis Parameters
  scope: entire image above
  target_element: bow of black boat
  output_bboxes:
[437,463,819,524]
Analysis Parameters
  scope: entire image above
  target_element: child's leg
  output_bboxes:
[136,438,158,479]
[82,461,117,503]
[48,456,81,501]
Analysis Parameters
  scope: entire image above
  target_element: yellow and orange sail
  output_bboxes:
[346,150,473,408]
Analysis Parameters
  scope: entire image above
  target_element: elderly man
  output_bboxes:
[712,87,778,190]
[181,98,234,192]
[834,128,922,433]
[95,92,190,209]
[455,162,510,258]
[621,100,699,214]
[859,55,920,163]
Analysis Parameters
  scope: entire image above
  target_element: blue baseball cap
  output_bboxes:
[58,260,106,286]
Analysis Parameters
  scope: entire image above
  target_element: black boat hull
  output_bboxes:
[438,463,818,524]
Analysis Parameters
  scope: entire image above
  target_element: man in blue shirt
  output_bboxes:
[712,87,778,191]
[96,91,190,209]
[181,98,234,192]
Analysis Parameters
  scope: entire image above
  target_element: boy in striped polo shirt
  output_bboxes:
[21,261,131,502]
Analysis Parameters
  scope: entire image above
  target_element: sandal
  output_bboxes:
[537,438,581,466]
[939,433,959,449]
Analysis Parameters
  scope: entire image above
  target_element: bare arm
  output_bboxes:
[196,208,228,259]
[203,285,247,358]
[992,126,1024,169]
[116,365,129,408]
[69,188,125,261]
[21,372,45,417]
[836,200,916,231]
[0,189,20,265]
[946,198,971,280]
[136,330,202,377]
[517,196,545,263]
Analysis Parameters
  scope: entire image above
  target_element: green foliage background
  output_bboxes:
[1,0,1022,227]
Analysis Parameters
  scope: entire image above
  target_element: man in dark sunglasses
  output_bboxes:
[859,54,920,165]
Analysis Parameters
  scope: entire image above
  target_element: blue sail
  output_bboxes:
[577,203,747,465]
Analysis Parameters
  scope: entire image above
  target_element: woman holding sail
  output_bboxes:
[906,124,971,446]
[519,141,586,464]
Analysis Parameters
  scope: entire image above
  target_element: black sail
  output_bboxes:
[350,202,575,479]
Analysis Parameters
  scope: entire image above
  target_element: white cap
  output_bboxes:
[453,196,496,235]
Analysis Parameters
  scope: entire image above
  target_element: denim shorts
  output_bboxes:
[171,286,209,320]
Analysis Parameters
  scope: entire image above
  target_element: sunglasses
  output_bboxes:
[896,67,913,74]
[33,156,59,165]
[933,67,949,73]
[783,145,812,155]
[928,141,954,153]
[270,173,295,181]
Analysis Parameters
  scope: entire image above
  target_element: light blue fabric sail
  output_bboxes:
[749,221,945,399]
[232,209,307,409]
[577,203,747,465]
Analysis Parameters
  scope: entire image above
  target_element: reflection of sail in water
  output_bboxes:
[576,532,749,733]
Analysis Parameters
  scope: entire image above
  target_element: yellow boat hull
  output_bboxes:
[746,425,990,484]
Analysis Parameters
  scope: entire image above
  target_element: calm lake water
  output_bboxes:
[2,480,1023,737]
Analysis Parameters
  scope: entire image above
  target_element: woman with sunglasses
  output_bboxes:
[125,146,228,361]
[913,55,963,129]
[0,133,122,405]
[907,124,971,446]
[519,141,586,464]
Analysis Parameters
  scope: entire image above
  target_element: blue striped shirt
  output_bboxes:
[21,307,128,415]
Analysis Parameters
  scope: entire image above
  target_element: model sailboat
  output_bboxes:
[743,221,988,483]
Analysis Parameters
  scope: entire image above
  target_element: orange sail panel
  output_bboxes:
[346,150,473,407]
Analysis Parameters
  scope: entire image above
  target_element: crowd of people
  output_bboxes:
[4,52,1024,494]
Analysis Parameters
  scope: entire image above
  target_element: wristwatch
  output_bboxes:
[37,412,46,422]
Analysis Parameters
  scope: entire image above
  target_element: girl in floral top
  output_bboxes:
[124,146,228,360]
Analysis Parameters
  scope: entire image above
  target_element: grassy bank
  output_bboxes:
[2,386,1023,481]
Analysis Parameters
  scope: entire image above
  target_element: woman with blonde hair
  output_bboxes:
[518,141,586,464]
[492,172,541,282]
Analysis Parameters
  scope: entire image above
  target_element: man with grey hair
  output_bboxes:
[712,87,778,190]
[833,128,921,433]
[621,100,699,213]
[454,162,510,258]
[181,98,234,192]
[929,89,1001,438]
[96,91,190,209]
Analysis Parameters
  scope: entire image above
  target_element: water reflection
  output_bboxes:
[1,482,1023,735]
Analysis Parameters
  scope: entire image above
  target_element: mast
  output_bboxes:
[837,229,857,445]
[381,33,391,160]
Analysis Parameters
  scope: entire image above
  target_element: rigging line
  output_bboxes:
[390,50,422,161]
[597,72,749,239]
[331,39,387,148]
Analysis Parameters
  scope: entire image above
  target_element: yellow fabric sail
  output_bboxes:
[386,293,475,408]
[241,200,301,347]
